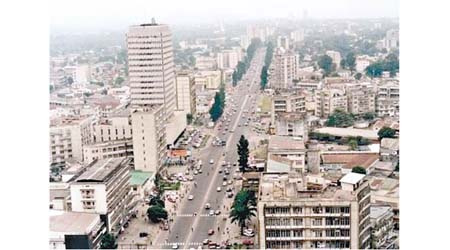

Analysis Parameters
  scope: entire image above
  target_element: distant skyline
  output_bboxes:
[51,0,398,32]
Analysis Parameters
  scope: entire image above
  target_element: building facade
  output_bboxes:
[127,22,176,120]
[258,172,371,249]
[83,139,133,164]
[271,48,299,89]
[70,157,132,234]
[315,88,348,118]
[175,72,196,114]
[376,81,399,117]
[131,106,166,173]
[347,84,376,115]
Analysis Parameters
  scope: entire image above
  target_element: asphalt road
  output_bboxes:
[161,48,266,249]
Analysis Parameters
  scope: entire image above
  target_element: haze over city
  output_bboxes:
[51,0,399,32]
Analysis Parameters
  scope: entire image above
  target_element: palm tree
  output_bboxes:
[229,190,257,235]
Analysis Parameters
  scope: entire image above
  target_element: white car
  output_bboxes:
[216,187,222,192]
[222,181,227,186]
[209,210,215,216]
[188,195,194,200]
[209,159,214,164]
[204,203,211,209]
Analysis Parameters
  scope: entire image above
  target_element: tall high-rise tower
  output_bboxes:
[126,21,176,120]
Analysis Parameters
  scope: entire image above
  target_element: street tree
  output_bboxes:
[237,135,249,173]
[229,189,257,235]
[147,204,168,223]
[100,233,117,249]
[149,196,165,208]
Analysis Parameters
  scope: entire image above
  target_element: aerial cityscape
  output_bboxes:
[49,1,399,249]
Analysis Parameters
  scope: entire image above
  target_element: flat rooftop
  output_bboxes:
[75,157,127,183]
[130,170,153,186]
[314,127,379,140]
[268,135,305,151]
[321,152,379,169]
[50,210,100,235]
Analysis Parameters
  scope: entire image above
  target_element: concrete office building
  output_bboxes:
[271,48,299,89]
[83,139,133,164]
[272,91,306,114]
[127,21,176,120]
[326,51,342,69]
[90,112,132,144]
[131,106,166,173]
[315,88,348,118]
[376,81,399,117]
[216,48,242,69]
[194,70,222,90]
[258,172,371,249]
[347,84,376,115]
[70,157,132,234]
[176,72,196,114]
[50,116,94,165]
[275,112,308,141]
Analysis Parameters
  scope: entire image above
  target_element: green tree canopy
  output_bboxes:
[318,54,335,76]
[100,233,117,249]
[147,204,168,223]
[229,189,257,235]
[352,166,367,175]
[346,52,356,72]
[237,135,249,173]
[378,127,396,140]
[325,109,354,127]
[355,72,363,80]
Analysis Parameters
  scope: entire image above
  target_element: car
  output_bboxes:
[215,210,221,215]
[242,239,254,245]
[185,170,190,175]
[203,239,210,245]
[222,181,227,186]
[193,170,198,175]
[227,192,234,198]
[198,169,203,173]
[204,203,211,209]
[228,180,233,185]
[187,176,194,181]
[209,210,215,216]
[188,195,194,200]
[139,232,148,237]
[225,170,230,175]
[208,242,218,249]
[216,187,222,192]
[218,169,223,174]
[208,229,215,235]
[172,243,179,249]
[223,176,227,181]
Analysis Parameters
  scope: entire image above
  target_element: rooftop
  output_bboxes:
[50,210,100,235]
[340,172,365,185]
[268,135,305,151]
[321,152,379,169]
[130,170,153,186]
[314,127,379,140]
[75,158,128,183]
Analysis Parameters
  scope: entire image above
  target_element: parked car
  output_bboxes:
[208,229,215,235]
[216,187,222,192]
[139,232,148,237]
[203,239,210,245]
[188,195,194,200]
[242,239,254,245]
[204,203,211,209]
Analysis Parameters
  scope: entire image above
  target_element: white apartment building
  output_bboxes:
[277,36,290,50]
[385,29,399,51]
[272,91,306,114]
[194,70,222,90]
[175,72,196,114]
[346,84,376,115]
[216,48,242,69]
[376,81,399,117]
[91,113,132,143]
[127,22,176,120]
[50,116,94,165]
[326,51,342,69]
[70,157,132,234]
[290,29,305,43]
[356,56,376,73]
[315,88,348,118]
[271,48,299,89]
[195,56,217,70]
[131,106,166,173]
[370,206,396,249]
[258,172,371,249]
[275,113,308,141]
[83,139,133,164]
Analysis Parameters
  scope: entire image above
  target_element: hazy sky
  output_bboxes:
[51,0,399,32]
